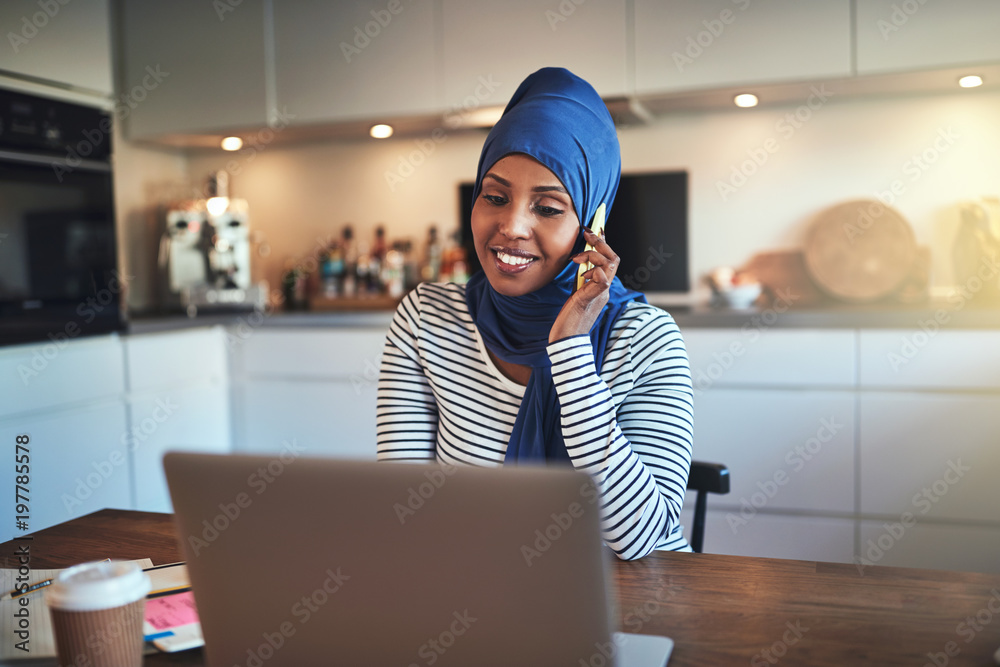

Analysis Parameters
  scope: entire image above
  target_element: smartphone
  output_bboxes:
[576,203,606,292]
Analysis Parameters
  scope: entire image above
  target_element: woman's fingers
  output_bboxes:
[576,228,621,282]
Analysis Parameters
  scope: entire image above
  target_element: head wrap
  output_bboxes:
[464,67,646,464]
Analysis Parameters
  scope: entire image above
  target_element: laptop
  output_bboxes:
[163,452,673,666]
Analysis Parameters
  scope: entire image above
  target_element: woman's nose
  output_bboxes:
[496,203,532,239]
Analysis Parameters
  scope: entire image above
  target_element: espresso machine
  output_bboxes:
[158,174,267,316]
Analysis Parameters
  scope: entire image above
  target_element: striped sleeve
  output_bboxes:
[548,312,694,560]
[376,287,439,462]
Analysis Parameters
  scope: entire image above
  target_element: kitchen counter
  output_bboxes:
[127,299,1000,335]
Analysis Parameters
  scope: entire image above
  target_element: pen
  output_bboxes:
[1,558,112,601]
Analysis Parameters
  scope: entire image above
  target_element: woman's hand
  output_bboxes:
[549,228,620,344]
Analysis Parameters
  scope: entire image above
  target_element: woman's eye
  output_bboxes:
[482,194,506,206]
[534,205,563,217]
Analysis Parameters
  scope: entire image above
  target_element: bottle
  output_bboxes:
[319,241,344,298]
[400,239,419,292]
[440,229,469,284]
[341,225,357,298]
[370,225,388,294]
[384,242,406,298]
[422,226,443,283]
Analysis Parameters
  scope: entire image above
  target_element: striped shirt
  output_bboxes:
[376,282,694,559]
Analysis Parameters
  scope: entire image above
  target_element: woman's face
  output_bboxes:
[471,153,581,297]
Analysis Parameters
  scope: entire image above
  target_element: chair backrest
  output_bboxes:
[686,461,730,553]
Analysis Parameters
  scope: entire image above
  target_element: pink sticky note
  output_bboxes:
[144,592,200,631]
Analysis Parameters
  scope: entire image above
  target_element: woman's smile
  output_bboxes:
[491,245,538,272]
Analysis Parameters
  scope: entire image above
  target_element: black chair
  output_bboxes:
[686,461,730,553]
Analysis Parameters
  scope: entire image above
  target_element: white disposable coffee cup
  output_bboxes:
[47,560,151,667]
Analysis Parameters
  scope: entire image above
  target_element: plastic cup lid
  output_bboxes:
[47,560,151,611]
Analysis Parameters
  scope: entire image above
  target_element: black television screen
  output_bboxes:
[458,170,689,293]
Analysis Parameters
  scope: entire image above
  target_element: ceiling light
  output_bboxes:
[958,75,983,88]
[734,93,759,108]
[370,124,394,139]
[221,136,243,151]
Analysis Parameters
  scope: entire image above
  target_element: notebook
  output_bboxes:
[163,452,673,667]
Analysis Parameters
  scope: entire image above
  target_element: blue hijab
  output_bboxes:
[464,67,646,465]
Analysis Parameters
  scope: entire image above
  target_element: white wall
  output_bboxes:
[113,127,189,312]
[182,88,1000,300]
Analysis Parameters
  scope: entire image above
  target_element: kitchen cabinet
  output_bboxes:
[117,0,269,139]
[692,388,855,514]
[0,327,233,542]
[859,393,1000,524]
[0,0,113,95]
[273,0,439,124]
[859,329,1000,390]
[685,326,1000,573]
[0,402,131,544]
[855,0,1000,75]
[685,328,856,388]
[124,328,232,513]
[855,330,1000,568]
[440,0,629,109]
[634,0,852,95]
[0,335,127,542]
[858,521,1000,575]
[231,328,386,459]
[0,335,125,420]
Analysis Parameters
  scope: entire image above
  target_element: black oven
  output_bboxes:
[0,87,123,347]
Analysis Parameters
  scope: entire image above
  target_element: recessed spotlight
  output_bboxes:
[370,124,394,139]
[958,75,983,88]
[734,93,759,108]
[221,136,243,151]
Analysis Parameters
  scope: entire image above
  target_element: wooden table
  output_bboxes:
[4,510,1000,666]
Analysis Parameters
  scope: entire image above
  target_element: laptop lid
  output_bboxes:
[163,452,620,667]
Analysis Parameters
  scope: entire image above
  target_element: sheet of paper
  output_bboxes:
[144,591,198,632]
[1,559,153,661]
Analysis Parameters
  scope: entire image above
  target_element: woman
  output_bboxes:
[376,67,694,559]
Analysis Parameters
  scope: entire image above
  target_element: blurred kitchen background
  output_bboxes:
[1,1,999,573]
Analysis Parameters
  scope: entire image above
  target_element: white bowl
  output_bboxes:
[723,283,762,309]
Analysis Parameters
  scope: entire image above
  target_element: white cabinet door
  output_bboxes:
[273,0,438,124]
[860,392,1000,524]
[234,328,387,459]
[125,326,232,512]
[130,383,231,513]
[241,378,377,459]
[117,0,268,138]
[441,0,629,111]
[692,389,855,514]
[859,520,1000,575]
[0,335,125,420]
[683,507,855,563]
[125,327,228,391]
[856,0,1000,75]
[859,329,1000,390]
[0,401,131,543]
[0,0,112,95]
[241,329,386,379]
[684,328,856,389]
[634,0,852,95]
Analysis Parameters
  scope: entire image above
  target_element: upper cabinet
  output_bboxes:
[117,0,268,138]
[855,0,1000,75]
[273,0,438,124]
[112,1,999,141]
[440,0,629,108]
[634,0,852,94]
[0,0,113,95]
